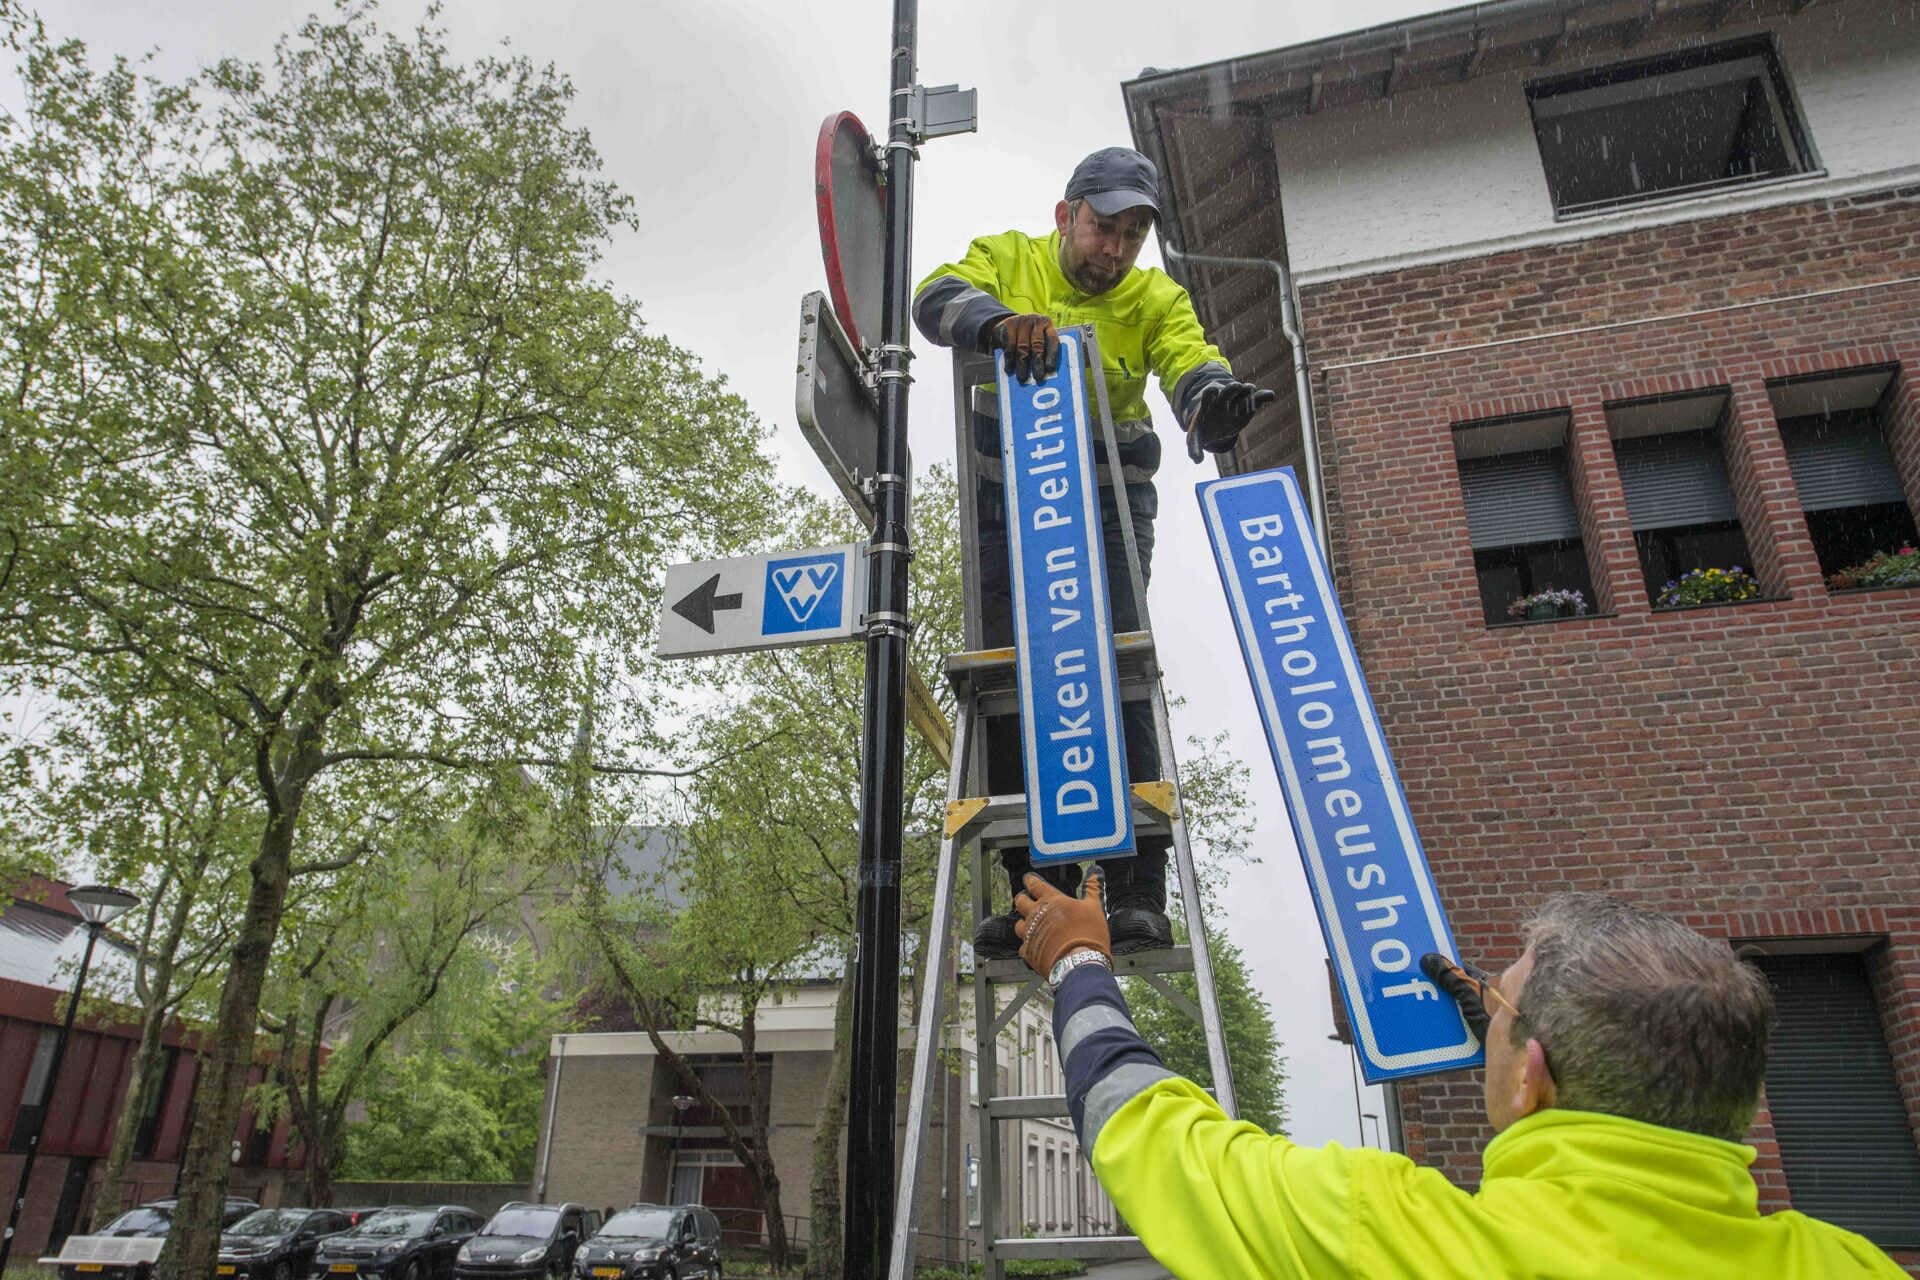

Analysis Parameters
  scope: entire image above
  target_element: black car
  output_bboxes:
[309,1206,482,1280]
[571,1205,721,1280]
[453,1204,588,1280]
[217,1207,352,1280]
[96,1197,264,1237]
[51,1199,262,1280]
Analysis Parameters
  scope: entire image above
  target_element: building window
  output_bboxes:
[1527,35,1815,216]
[1768,367,1918,582]
[1453,410,1595,624]
[1607,391,1754,602]
[8,1027,60,1151]
[1750,950,1920,1248]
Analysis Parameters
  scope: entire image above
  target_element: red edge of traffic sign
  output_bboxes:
[815,110,879,353]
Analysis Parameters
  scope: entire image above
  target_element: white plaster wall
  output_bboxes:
[1272,0,1920,283]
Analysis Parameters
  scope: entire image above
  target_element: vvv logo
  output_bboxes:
[761,553,846,635]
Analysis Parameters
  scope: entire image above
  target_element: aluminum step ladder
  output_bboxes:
[887,329,1236,1279]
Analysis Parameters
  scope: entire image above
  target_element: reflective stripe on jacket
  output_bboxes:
[913,228,1231,485]
[1052,964,1908,1279]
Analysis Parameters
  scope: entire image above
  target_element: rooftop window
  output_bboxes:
[1527,36,1815,216]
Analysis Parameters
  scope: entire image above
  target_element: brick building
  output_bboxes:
[533,974,1118,1263]
[1125,0,1920,1266]
[0,878,300,1259]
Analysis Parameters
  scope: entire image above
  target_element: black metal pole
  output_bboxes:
[844,1,917,1275]
[1,923,102,1272]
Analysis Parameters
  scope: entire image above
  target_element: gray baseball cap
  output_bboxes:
[1064,147,1160,217]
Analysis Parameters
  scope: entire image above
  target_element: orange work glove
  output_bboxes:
[1013,872,1113,978]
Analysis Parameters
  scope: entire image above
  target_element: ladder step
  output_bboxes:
[992,1235,1151,1262]
[977,944,1196,986]
[947,630,1158,697]
[945,785,1178,844]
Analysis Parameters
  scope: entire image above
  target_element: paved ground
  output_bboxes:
[1084,1258,1174,1279]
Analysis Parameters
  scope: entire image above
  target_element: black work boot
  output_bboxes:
[972,909,1023,960]
[974,860,1081,961]
[1108,897,1174,955]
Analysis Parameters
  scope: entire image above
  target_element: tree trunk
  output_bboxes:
[89,997,172,1230]
[734,1008,788,1271]
[801,974,854,1280]
[154,806,299,1280]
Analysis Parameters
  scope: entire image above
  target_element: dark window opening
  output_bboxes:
[1635,520,1754,600]
[8,1027,60,1151]
[1454,412,1595,625]
[1751,950,1920,1249]
[1769,368,1917,582]
[1473,539,1596,625]
[1608,394,1755,604]
[1805,503,1919,580]
[1528,36,1814,215]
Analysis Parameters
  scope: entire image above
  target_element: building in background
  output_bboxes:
[0,878,302,1258]
[1126,0,1920,1268]
[532,971,1117,1265]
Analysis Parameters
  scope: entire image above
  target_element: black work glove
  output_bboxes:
[1420,952,1492,1045]
[989,313,1060,385]
[1184,379,1277,462]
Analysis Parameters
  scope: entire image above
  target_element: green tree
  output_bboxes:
[261,773,555,1203]
[0,10,772,1277]
[1125,927,1288,1132]
[340,935,575,1183]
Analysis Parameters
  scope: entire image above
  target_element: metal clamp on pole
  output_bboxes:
[864,542,914,561]
[861,610,914,640]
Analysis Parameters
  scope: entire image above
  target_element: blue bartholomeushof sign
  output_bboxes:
[998,331,1134,864]
[761,552,848,636]
[1199,468,1479,1081]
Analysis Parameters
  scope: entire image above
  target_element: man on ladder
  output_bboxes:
[912,145,1273,957]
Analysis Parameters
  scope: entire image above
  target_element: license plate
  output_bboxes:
[593,1269,622,1277]
[330,1266,358,1274]
[75,1266,104,1273]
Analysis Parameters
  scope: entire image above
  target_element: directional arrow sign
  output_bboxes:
[657,544,868,659]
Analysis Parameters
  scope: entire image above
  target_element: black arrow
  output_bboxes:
[671,572,743,634]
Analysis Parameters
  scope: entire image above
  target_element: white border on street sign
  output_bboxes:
[657,543,867,659]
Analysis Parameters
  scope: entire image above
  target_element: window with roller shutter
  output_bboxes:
[1749,950,1920,1250]
[1767,367,1919,581]
[1453,411,1596,625]
[1606,392,1756,600]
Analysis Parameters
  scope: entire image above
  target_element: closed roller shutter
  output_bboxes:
[1754,951,1920,1248]
[1458,450,1582,549]
[1779,410,1909,512]
[1615,429,1740,530]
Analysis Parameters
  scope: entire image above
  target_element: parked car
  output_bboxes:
[571,1205,722,1280]
[453,1203,588,1280]
[217,1207,352,1280]
[309,1206,482,1280]
[45,1198,262,1280]
[97,1197,264,1237]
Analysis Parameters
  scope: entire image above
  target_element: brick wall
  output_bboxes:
[1300,186,1920,1269]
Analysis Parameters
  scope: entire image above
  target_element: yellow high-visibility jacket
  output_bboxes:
[1054,965,1907,1279]
[913,228,1230,485]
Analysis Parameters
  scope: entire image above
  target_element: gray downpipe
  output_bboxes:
[1161,245,1330,560]
[535,1033,565,1201]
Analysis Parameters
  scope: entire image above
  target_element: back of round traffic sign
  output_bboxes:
[815,111,886,353]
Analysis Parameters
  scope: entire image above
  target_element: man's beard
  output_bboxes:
[1066,255,1124,295]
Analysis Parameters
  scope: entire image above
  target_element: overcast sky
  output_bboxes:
[36,0,1462,1150]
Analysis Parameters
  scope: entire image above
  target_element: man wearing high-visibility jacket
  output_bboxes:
[1013,877,1909,1278]
[913,146,1272,961]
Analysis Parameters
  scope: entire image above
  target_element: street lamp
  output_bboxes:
[0,884,140,1272]
[1361,1112,1384,1150]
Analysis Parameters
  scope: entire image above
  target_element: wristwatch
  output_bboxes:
[1048,948,1113,991]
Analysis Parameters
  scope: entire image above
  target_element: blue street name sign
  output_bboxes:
[1199,468,1479,1081]
[998,331,1134,864]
